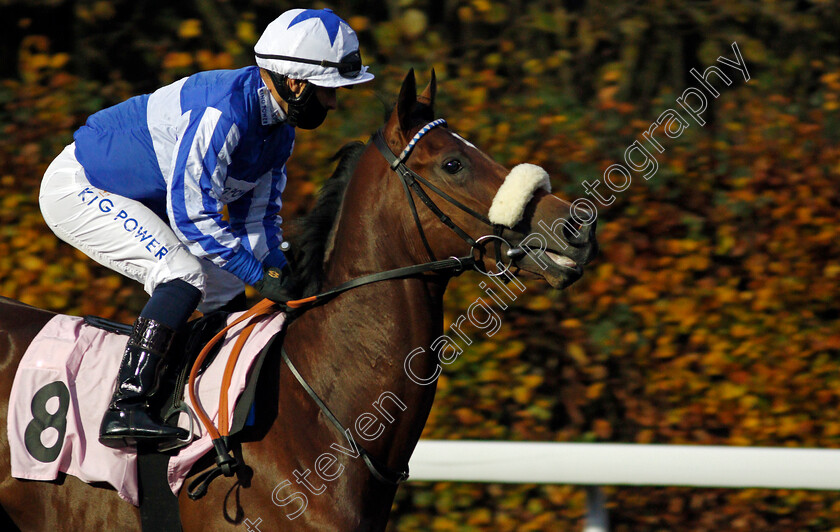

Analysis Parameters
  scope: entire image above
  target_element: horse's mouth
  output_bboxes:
[514,248,584,289]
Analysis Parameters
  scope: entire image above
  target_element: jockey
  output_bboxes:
[38,8,374,448]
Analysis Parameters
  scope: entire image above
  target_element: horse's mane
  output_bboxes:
[285,98,433,299]
[286,141,366,297]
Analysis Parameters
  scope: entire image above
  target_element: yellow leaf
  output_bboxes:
[526,295,553,311]
[627,285,657,301]
[457,6,474,22]
[513,386,533,403]
[347,16,369,32]
[521,374,543,388]
[236,21,257,44]
[568,343,587,365]
[162,52,193,70]
[472,0,492,12]
[586,382,604,399]
[719,382,746,400]
[497,340,525,359]
[19,256,44,270]
[467,86,486,106]
[400,9,427,39]
[50,53,70,69]
[178,19,202,39]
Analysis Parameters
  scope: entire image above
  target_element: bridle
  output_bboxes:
[284,119,523,311]
[373,118,494,260]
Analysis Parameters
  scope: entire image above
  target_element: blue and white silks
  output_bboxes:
[73,66,293,285]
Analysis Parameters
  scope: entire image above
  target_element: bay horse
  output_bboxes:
[0,70,597,531]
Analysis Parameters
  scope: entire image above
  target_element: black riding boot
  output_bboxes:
[99,317,188,448]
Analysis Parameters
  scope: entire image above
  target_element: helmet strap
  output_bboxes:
[266,70,321,128]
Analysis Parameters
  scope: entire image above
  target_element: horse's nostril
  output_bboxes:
[563,218,597,246]
[562,220,581,242]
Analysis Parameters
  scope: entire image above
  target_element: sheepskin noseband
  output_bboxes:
[488,163,551,228]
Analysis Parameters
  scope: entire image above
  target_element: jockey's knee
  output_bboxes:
[143,245,207,300]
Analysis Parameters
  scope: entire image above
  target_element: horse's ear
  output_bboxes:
[396,69,417,134]
[418,68,436,110]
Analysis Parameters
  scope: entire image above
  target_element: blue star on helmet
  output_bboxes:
[288,8,342,46]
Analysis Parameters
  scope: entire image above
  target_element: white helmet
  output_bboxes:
[254,8,374,88]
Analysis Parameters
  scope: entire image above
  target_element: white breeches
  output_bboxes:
[38,144,244,313]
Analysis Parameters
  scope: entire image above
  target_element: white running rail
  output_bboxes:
[409,440,840,531]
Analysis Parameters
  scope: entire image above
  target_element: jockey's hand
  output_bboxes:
[253,264,295,303]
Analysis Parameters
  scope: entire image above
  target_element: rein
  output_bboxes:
[284,253,474,309]
[186,119,519,495]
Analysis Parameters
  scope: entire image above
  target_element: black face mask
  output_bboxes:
[269,71,328,130]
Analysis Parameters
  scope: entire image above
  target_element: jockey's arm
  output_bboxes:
[227,164,288,271]
[166,106,265,286]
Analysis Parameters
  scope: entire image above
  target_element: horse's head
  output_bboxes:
[357,69,598,290]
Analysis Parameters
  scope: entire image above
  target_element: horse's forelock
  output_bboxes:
[411,102,435,126]
[384,105,436,135]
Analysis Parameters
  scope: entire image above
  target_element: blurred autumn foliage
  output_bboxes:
[2,0,840,530]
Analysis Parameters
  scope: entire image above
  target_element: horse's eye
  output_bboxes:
[442,159,463,174]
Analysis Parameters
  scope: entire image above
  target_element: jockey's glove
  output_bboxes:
[253,264,295,303]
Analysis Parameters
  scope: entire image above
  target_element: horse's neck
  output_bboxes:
[283,214,448,468]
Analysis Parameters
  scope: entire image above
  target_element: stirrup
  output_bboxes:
[157,401,197,452]
[99,425,190,448]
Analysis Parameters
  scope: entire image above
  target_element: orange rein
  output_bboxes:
[187,298,276,441]
[187,295,317,442]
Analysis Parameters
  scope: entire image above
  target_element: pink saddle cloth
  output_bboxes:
[7,311,285,505]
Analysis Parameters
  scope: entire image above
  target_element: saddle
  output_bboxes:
[8,305,286,530]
